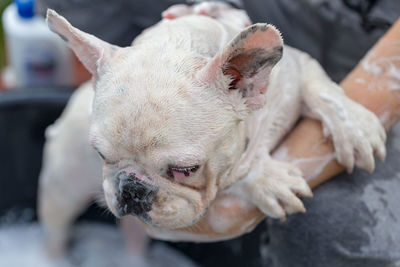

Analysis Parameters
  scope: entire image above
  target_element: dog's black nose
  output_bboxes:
[116,172,158,218]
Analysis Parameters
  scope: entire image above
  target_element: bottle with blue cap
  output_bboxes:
[2,0,73,88]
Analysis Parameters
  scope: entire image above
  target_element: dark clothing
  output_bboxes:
[244,0,397,82]
[265,123,400,267]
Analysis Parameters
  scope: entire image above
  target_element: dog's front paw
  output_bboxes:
[318,95,386,173]
[244,160,312,219]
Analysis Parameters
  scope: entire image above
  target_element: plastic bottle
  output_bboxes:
[2,0,73,88]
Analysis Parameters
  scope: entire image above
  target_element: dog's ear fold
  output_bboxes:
[46,9,118,79]
[198,24,283,110]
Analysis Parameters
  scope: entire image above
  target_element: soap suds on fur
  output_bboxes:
[207,196,248,234]
[273,146,335,182]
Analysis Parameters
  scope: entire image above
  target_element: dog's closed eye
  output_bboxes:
[96,150,106,161]
[94,147,116,164]
[167,165,200,180]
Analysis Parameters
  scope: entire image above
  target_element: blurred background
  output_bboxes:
[0,0,398,266]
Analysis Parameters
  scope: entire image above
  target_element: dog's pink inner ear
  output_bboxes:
[198,23,283,110]
[224,68,242,90]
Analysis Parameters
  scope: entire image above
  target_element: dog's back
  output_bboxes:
[133,15,240,58]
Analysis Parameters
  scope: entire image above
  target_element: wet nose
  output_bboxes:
[116,172,158,217]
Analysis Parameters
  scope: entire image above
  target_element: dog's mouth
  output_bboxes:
[113,190,205,229]
[105,169,211,229]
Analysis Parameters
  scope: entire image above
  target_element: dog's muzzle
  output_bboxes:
[116,171,158,220]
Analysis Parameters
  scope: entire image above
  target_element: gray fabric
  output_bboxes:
[37,0,183,46]
[264,122,400,267]
[36,0,244,46]
[243,0,398,82]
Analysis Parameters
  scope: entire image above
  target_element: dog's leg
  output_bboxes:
[119,217,149,257]
[38,85,103,257]
[297,49,386,173]
[38,172,99,257]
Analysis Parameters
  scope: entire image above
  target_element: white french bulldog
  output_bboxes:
[38,2,386,255]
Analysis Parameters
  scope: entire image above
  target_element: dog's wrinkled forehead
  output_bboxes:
[91,55,235,153]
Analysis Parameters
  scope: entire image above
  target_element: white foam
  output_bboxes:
[360,40,400,91]
[0,222,198,267]
[354,78,366,84]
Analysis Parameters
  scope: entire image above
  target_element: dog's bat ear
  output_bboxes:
[46,9,119,79]
[198,24,283,110]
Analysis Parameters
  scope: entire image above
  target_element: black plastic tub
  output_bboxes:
[0,88,114,223]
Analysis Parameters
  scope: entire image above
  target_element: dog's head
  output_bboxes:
[47,10,282,229]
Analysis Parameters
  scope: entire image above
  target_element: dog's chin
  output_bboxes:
[107,195,205,230]
[146,212,205,230]
[147,195,205,229]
